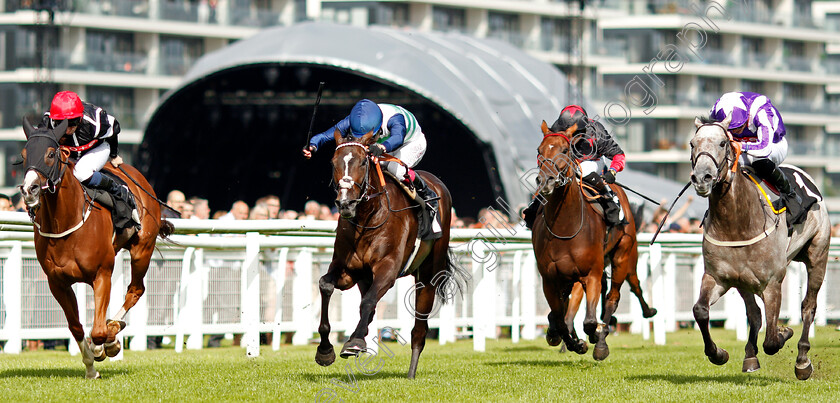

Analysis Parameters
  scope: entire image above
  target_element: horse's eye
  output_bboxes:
[719,140,726,148]
[48,151,55,158]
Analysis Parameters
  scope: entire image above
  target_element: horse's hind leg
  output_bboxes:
[737,289,763,373]
[622,258,657,318]
[104,246,154,357]
[47,280,100,379]
[693,273,729,365]
[90,267,116,362]
[407,281,437,379]
[794,243,828,380]
[760,280,794,356]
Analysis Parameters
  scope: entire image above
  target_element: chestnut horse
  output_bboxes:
[532,121,641,361]
[689,116,830,379]
[19,118,172,379]
[314,130,467,379]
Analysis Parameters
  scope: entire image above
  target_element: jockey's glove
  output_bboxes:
[603,168,617,184]
[369,144,386,157]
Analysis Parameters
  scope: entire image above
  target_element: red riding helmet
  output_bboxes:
[50,91,84,121]
[550,105,589,134]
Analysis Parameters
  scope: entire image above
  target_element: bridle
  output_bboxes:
[690,122,741,187]
[334,142,381,205]
[537,132,578,189]
[23,132,70,194]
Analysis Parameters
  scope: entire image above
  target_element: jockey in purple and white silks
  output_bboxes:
[302,99,441,235]
[710,91,803,218]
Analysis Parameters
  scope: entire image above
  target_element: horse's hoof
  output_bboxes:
[106,319,127,332]
[340,338,366,359]
[781,327,794,342]
[104,340,121,358]
[643,308,658,318]
[546,331,562,347]
[593,344,610,361]
[742,357,760,373]
[795,360,813,380]
[91,343,106,362]
[571,340,588,355]
[708,348,729,366]
[608,316,618,327]
[315,346,336,367]
[558,342,567,353]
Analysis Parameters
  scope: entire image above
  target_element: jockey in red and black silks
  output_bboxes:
[709,91,802,218]
[523,105,627,229]
[39,90,138,226]
[303,99,441,236]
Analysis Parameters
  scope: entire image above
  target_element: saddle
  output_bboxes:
[82,172,138,232]
[742,165,820,227]
[581,183,625,225]
[382,170,438,241]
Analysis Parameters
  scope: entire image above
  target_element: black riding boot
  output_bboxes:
[522,198,540,230]
[85,173,140,226]
[582,172,622,227]
[412,175,442,237]
[752,159,804,221]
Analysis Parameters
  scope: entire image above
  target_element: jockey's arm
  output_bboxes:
[309,116,352,152]
[105,115,121,158]
[592,122,626,173]
[380,114,407,152]
[740,111,774,158]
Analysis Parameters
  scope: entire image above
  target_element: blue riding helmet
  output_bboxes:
[349,99,383,137]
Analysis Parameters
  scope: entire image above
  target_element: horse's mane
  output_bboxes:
[697,115,721,125]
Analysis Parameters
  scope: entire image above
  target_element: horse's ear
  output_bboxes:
[360,130,374,145]
[564,124,577,138]
[694,117,703,128]
[540,120,550,136]
[53,119,68,140]
[22,116,35,139]
[334,129,343,144]
[59,146,71,161]
[720,114,732,130]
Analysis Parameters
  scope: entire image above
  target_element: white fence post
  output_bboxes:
[650,243,665,345]
[511,251,522,344]
[786,262,802,326]
[2,242,22,354]
[521,251,537,340]
[292,248,313,345]
[663,253,677,332]
[471,241,487,352]
[109,250,127,361]
[129,278,149,351]
[271,248,288,351]
[631,252,648,335]
[396,276,415,343]
[175,248,195,353]
[242,232,261,357]
[186,249,206,350]
[692,255,704,330]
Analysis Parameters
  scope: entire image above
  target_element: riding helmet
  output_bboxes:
[349,99,383,137]
[710,92,749,130]
[50,91,84,120]
[550,105,589,134]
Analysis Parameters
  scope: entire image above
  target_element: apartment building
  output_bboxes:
[1,0,839,208]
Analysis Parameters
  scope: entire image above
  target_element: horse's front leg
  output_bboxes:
[737,289,763,373]
[47,279,99,379]
[340,262,397,358]
[761,280,793,356]
[581,274,609,361]
[693,273,729,365]
[315,265,343,367]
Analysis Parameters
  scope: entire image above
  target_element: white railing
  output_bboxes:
[0,212,838,358]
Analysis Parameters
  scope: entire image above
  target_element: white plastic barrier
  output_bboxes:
[0,211,838,355]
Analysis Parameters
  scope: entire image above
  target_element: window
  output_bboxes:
[540,17,572,53]
[86,30,138,72]
[370,3,409,27]
[741,79,764,95]
[432,6,466,33]
[159,36,204,75]
[87,86,137,128]
[487,12,522,47]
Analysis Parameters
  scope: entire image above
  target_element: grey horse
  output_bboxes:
[688,115,830,380]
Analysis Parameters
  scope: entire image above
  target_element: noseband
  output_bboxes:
[691,123,740,185]
[334,142,378,204]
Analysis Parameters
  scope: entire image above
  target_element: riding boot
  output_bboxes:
[522,198,540,230]
[86,172,141,226]
[582,172,623,227]
[411,174,442,237]
[753,159,804,223]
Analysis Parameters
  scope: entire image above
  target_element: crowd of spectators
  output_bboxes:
[162,190,340,222]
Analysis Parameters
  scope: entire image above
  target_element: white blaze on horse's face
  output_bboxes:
[21,170,42,208]
[690,123,730,198]
[338,153,354,202]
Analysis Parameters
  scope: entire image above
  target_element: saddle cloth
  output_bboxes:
[82,172,137,231]
[381,170,438,241]
[581,183,624,221]
[742,165,821,226]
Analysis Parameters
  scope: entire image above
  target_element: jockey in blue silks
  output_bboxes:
[302,99,441,235]
[710,91,802,218]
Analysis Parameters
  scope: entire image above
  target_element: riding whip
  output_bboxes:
[649,181,692,245]
[304,81,326,149]
[614,181,661,206]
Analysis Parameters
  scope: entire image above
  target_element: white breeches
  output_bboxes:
[579,159,606,176]
[739,137,788,167]
[74,142,110,182]
[381,134,427,178]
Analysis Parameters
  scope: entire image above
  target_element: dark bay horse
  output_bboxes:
[532,121,641,361]
[315,130,468,379]
[689,116,830,380]
[19,118,173,379]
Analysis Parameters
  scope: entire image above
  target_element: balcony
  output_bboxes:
[694,48,735,66]
[825,59,840,75]
[740,52,772,69]
[778,98,814,114]
[785,55,813,72]
[590,40,626,60]
[728,5,772,25]
[159,55,197,76]
[487,31,526,48]
[49,50,149,74]
[230,6,285,28]
[539,35,574,54]
[75,0,150,18]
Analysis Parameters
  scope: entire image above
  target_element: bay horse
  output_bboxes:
[19,118,173,379]
[532,121,641,361]
[314,130,468,379]
[689,116,830,380]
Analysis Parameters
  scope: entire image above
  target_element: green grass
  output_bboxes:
[1,326,839,402]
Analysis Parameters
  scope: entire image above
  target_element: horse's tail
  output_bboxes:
[437,248,471,304]
[632,202,644,232]
[158,218,175,240]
